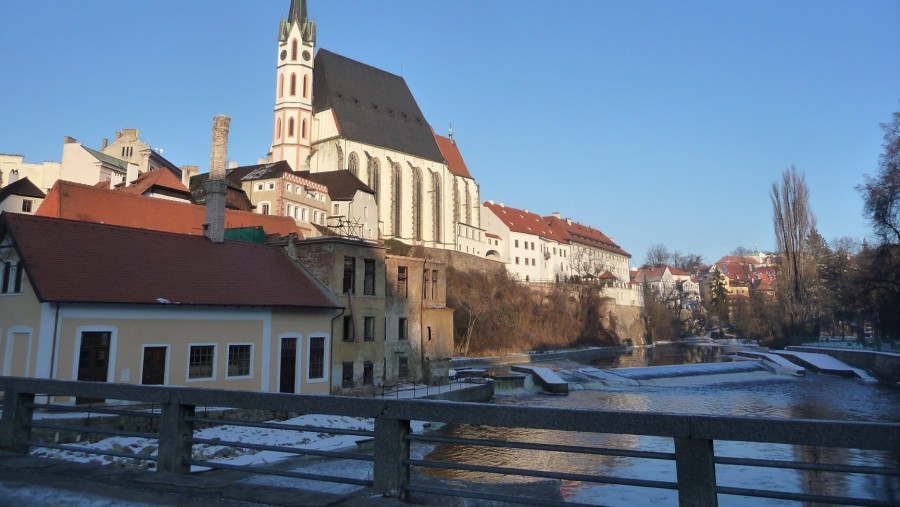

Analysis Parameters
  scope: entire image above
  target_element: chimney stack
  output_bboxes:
[209,114,230,179]
[101,138,108,150]
[204,115,231,243]
[63,136,77,144]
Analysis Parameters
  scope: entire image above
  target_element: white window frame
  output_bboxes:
[186,343,217,382]
[225,342,254,379]
[3,326,33,377]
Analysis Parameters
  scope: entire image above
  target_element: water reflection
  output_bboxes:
[426,345,900,505]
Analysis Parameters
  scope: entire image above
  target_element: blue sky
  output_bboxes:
[1,1,897,264]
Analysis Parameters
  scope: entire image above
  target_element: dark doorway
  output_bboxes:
[141,347,167,385]
[76,331,111,404]
[280,338,297,393]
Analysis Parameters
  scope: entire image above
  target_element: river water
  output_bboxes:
[421,343,900,506]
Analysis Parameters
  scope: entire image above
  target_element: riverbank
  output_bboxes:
[451,345,628,369]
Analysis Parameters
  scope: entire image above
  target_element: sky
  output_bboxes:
[1,0,898,264]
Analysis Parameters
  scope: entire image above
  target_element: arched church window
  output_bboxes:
[290,74,297,96]
[302,75,309,98]
[301,119,307,139]
[288,118,295,137]
[432,173,441,242]
[464,184,472,224]
[276,118,282,139]
[412,168,423,241]
[291,40,298,61]
[278,74,284,98]
[371,158,381,206]
[453,182,460,226]
[348,152,359,177]
[392,163,402,237]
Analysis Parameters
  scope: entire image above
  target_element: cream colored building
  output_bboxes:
[0,213,342,400]
[268,1,482,252]
[0,154,60,193]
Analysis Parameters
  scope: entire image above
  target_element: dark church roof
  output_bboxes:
[313,49,444,163]
[298,170,374,201]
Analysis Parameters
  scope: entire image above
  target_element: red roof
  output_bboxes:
[544,215,630,258]
[485,232,500,239]
[433,132,473,179]
[119,167,190,197]
[1,213,340,308]
[482,202,564,241]
[37,180,303,239]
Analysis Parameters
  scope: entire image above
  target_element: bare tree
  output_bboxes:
[771,166,817,339]
[858,108,900,245]
[644,244,671,267]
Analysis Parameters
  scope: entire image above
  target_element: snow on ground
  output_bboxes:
[0,481,161,507]
[29,412,432,472]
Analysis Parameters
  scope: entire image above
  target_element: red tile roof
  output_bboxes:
[482,202,564,241]
[118,167,191,197]
[544,215,630,258]
[485,232,500,239]
[433,132,473,179]
[1,213,340,308]
[37,180,303,238]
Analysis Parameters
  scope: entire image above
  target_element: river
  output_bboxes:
[421,343,900,506]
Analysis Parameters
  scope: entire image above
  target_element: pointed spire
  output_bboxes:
[287,0,308,26]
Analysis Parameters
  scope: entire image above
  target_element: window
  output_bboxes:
[364,316,374,341]
[343,316,354,342]
[278,75,284,98]
[21,200,32,213]
[515,257,520,265]
[423,269,430,299]
[302,75,308,98]
[343,256,356,294]
[256,183,263,191]
[227,344,251,378]
[333,203,340,215]
[291,39,298,61]
[268,182,275,190]
[13,262,23,293]
[309,337,325,379]
[364,259,375,295]
[301,119,307,139]
[363,361,373,385]
[290,73,297,96]
[288,117,295,137]
[397,266,408,298]
[188,345,215,380]
[276,118,282,138]
[342,361,353,388]
[301,208,308,221]
[515,240,519,248]
[261,203,270,215]
[348,152,359,176]
[286,183,292,192]
[398,356,409,381]
[432,269,438,299]
[398,318,408,341]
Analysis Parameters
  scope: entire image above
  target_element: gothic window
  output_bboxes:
[290,73,297,96]
[301,119,307,139]
[291,39,298,61]
[392,163,401,236]
[432,173,441,242]
[302,75,309,98]
[278,74,284,98]
[348,152,359,177]
[276,118,282,139]
[453,183,460,226]
[371,158,381,208]
[464,184,472,224]
[288,117,295,137]
[412,168,423,241]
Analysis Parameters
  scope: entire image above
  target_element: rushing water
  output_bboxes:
[421,344,900,506]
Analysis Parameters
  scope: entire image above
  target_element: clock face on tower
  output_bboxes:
[302,50,311,62]
[280,50,287,61]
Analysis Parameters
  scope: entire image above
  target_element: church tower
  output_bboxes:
[270,0,316,171]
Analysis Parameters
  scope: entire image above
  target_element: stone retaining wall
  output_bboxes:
[787,346,900,384]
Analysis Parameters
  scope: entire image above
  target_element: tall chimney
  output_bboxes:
[204,115,231,243]
[101,138,108,150]
[209,115,230,179]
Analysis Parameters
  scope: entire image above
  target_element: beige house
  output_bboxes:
[0,178,45,215]
[0,154,60,194]
[0,213,342,401]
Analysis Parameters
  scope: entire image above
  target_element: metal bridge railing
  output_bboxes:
[1,376,898,506]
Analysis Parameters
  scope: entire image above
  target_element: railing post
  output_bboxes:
[157,402,194,474]
[0,388,35,454]
[675,437,718,507]
[374,415,410,500]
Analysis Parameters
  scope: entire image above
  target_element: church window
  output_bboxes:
[432,173,441,242]
[278,74,284,98]
[301,119,307,139]
[453,184,460,226]
[290,73,297,96]
[392,164,401,236]
[288,118,295,137]
[302,75,309,98]
[276,118,282,139]
[291,39,298,61]
[371,158,381,207]
[464,184,472,224]
[348,152,359,177]
[412,168,423,241]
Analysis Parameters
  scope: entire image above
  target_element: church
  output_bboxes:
[267,0,482,252]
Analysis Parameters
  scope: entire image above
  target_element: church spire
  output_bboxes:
[280,0,316,44]
[287,0,308,27]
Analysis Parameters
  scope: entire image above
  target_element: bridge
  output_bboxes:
[1,376,898,506]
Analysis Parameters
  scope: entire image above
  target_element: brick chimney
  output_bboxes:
[204,115,231,243]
